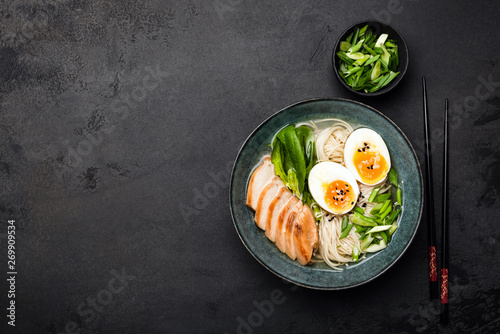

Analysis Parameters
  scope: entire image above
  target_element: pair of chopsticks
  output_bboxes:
[422,77,449,325]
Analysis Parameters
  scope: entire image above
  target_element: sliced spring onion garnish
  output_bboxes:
[337,26,400,93]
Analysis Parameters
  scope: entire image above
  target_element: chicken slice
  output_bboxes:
[254,177,285,230]
[265,187,292,242]
[246,156,274,210]
[274,196,299,253]
[276,198,302,254]
[284,201,303,261]
[293,204,319,265]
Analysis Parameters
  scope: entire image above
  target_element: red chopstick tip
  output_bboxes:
[428,246,437,282]
[440,268,449,304]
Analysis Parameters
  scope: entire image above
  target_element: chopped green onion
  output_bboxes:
[311,203,323,221]
[364,54,380,67]
[353,206,364,214]
[353,211,376,222]
[353,54,371,66]
[370,60,381,81]
[348,39,365,53]
[346,32,353,44]
[337,28,400,93]
[374,193,391,203]
[340,41,351,52]
[341,216,348,231]
[358,25,368,36]
[379,71,400,88]
[375,33,388,48]
[379,199,392,216]
[352,28,360,45]
[366,225,392,233]
[371,73,385,84]
[355,225,368,233]
[337,52,355,65]
[389,168,398,186]
[344,66,362,77]
[379,203,393,220]
[389,222,398,236]
[363,43,377,56]
[385,40,396,48]
[350,215,377,227]
[361,234,375,251]
[339,224,353,239]
[352,246,360,262]
[379,231,388,243]
[370,202,384,215]
[368,187,380,202]
[397,187,402,205]
[378,57,389,69]
[380,44,391,65]
[365,239,387,253]
[386,208,402,224]
[394,45,399,68]
[346,52,366,60]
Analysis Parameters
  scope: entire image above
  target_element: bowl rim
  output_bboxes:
[229,98,424,290]
[332,20,410,97]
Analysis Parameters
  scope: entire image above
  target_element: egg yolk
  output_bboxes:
[353,143,389,184]
[325,180,355,213]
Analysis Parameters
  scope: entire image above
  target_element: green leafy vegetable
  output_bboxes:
[286,168,300,198]
[271,140,287,182]
[275,125,306,193]
[271,124,317,208]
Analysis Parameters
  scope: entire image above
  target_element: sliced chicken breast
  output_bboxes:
[246,156,274,210]
[274,196,299,253]
[293,204,319,265]
[254,177,285,230]
[265,187,292,242]
[284,201,303,261]
[246,155,319,266]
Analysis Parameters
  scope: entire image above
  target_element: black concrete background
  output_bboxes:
[1,1,499,333]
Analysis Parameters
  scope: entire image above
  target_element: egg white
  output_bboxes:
[344,128,391,186]
[308,161,360,215]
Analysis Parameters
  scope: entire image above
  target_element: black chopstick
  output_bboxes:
[440,99,449,324]
[422,77,438,300]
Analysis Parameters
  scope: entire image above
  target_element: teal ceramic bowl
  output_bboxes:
[230,99,423,290]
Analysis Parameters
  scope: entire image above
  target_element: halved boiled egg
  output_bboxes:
[309,162,360,215]
[344,128,391,186]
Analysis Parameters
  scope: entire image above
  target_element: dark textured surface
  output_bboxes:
[0,1,499,333]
